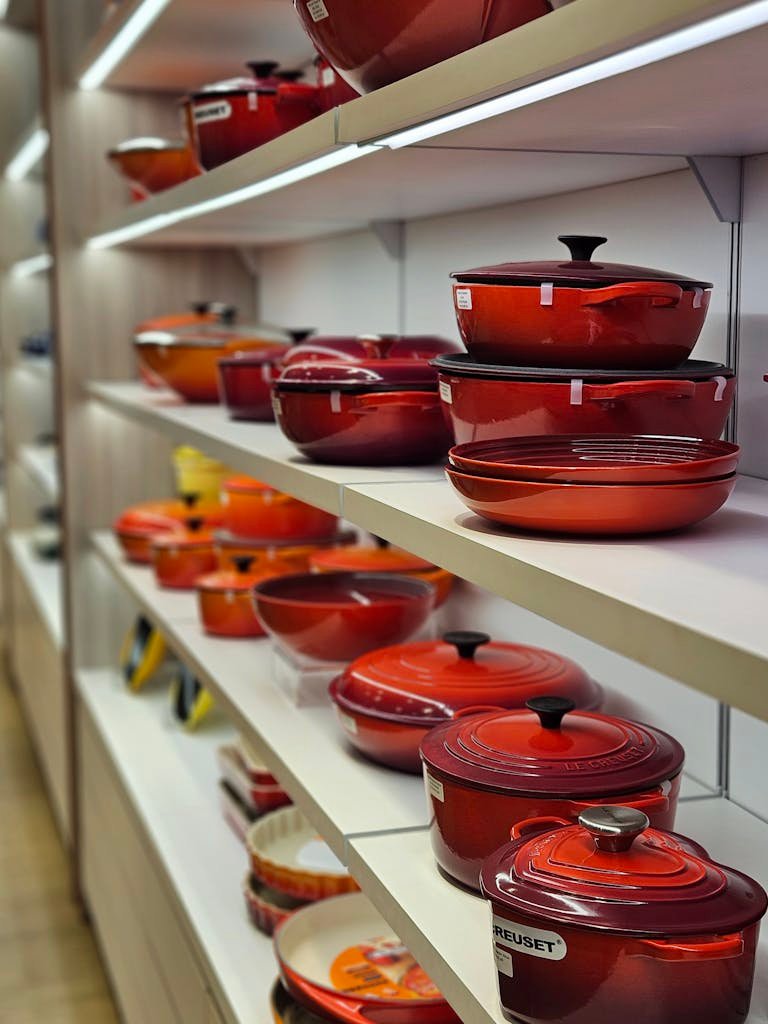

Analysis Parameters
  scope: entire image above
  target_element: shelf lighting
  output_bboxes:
[0,0,9,19]
[5,127,49,181]
[11,253,53,278]
[79,0,172,89]
[87,144,377,249]
[378,0,768,148]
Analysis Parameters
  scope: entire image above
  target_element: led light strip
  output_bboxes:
[0,0,10,19]
[10,253,53,278]
[5,127,49,181]
[87,144,377,249]
[378,0,768,148]
[79,0,172,89]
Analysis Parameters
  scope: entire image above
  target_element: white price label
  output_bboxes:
[307,0,329,21]
[322,66,336,87]
[494,946,514,978]
[455,287,473,310]
[193,100,233,125]
[439,380,452,405]
[271,393,282,416]
[425,772,444,803]
[339,711,358,735]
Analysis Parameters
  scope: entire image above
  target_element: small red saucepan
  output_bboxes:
[151,517,218,589]
[196,555,285,638]
[451,236,712,369]
[217,346,290,421]
[221,476,340,540]
[420,697,684,891]
[481,806,767,1024]
[330,633,602,773]
[114,495,224,564]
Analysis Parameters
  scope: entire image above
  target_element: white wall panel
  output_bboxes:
[729,708,768,821]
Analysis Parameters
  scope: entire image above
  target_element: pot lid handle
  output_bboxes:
[232,555,254,574]
[579,806,649,853]
[288,328,316,344]
[276,69,303,82]
[247,60,279,78]
[373,536,390,550]
[558,235,608,263]
[526,695,575,730]
[443,630,490,660]
[180,491,201,508]
[185,516,205,533]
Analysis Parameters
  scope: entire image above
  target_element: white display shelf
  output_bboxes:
[91,531,431,856]
[87,381,445,513]
[6,529,63,649]
[348,796,768,1024]
[18,443,58,498]
[76,667,275,1024]
[17,356,53,379]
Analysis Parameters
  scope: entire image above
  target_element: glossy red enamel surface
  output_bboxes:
[221,478,339,540]
[107,141,200,197]
[315,55,361,111]
[278,358,440,388]
[446,467,736,535]
[292,0,553,94]
[217,346,289,421]
[196,558,284,637]
[282,334,461,366]
[215,529,355,573]
[151,532,217,589]
[253,572,435,662]
[311,546,455,608]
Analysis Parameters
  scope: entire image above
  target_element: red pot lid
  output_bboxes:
[432,353,734,383]
[191,60,280,98]
[420,697,683,796]
[282,335,461,367]
[333,635,602,729]
[152,517,215,550]
[275,359,439,393]
[222,475,276,495]
[216,528,356,550]
[481,807,767,935]
[451,236,712,289]
[310,543,435,574]
[197,555,264,592]
[217,345,288,369]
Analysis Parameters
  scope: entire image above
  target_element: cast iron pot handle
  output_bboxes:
[511,816,572,841]
[581,281,683,308]
[584,379,696,402]
[631,933,744,962]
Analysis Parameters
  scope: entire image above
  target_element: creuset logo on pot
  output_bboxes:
[492,917,567,961]
[563,746,642,772]
[193,100,233,125]
[306,0,329,21]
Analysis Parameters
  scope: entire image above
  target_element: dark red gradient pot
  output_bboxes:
[481,807,767,1024]
[434,354,735,445]
[274,360,452,465]
[253,571,435,662]
[420,698,684,891]
[217,346,289,421]
[452,236,712,369]
[293,0,555,95]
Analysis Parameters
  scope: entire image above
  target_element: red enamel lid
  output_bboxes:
[452,236,712,289]
[151,517,215,551]
[282,335,461,367]
[222,476,276,495]
[197,555,265,593]
[481,807,767,935]
[420,697,683,796]
[310,542,435,574]
[217,345,288,369]
[332,635,602,729]
[275,359,438,392]
[216,528,356,551]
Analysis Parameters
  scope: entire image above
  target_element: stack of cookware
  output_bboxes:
[438,235,739,534]
[217,736,290,842]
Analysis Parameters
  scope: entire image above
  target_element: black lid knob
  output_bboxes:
[526,696,575,730]
[247,60,279,78]
[444,631,490,660]
[558,235,607,263]
[276,69,303,82]
[232,555,254,574]
[288,328,316,345]
[373,536,390,550]
[185,516,205,532]
[180,491,201,508]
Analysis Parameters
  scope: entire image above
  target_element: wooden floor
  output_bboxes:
[0,674,119,1023]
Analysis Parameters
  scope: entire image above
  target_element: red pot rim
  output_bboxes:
[445,466,737,492]
[276,359,439,393]
[215,528,355,550]
[432,353,734,383]
[254,571,434,612]
[310,544,435,574]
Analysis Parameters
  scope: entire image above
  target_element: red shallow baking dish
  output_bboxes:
[421,697,684,891]
[273,359,452,466]
[449,434,741,484]
[433,354,735,445]
[445,466,737,536]
[253,571,435,663]
[481,806,767,1024]
[330,632,602,773]
[221,476,339,540]
[451,235,712,369]
[243,873,308,937]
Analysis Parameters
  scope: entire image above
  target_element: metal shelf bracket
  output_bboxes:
[687,156,743,223]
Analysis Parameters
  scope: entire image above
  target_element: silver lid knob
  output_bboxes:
[578,806,649,853]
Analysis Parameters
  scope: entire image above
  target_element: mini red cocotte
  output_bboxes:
[221,476,339,540]
[420,697,685,891]
[481,806,767,1024]
[151,517,217,589]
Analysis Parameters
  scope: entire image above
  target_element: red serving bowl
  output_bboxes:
[107,137,200,199]
[310,544,455,606]
[221,476,339,540]
[292,0,554,94]
[434,355,735,445]
[217,347,289,420]
[449,435,741,484]
[446,466,736,536]
[253,572,435,662]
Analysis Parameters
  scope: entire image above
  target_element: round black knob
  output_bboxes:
[288,328,316,345]
[180,491,201,508]
[247,60,279,79]
[444,631,491,660]
[558,235,607,263]
[526,696,575,730]
[232,555,254,574]
[185,516,205,533]
[373,536,390,550]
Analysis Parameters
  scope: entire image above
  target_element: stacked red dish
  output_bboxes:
[217,739,291,841]
[446,434,740,535]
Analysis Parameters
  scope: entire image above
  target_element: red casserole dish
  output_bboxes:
[221,476,339,540]
[421,697,685,892]
[449,434,741,484]
[151,518,217,589]
[292,0,555,95]
[481,806,767,1024]
[446,466,736,536]
[273,359,452,465]
[253,571,435,663]
[281,334,462,367]
[330,632,602,773]
[452,236,712,369]
[434,354,735,445]
[196,556,285,638]
[218,346,289,421]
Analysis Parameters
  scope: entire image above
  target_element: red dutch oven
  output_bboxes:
[273,359,452,465]
[420,696,684,892]
[151,517,218,589]
[217,346,290,420]
[281,334,462,368]
[196,555,284,638]
[481,806,767,1024]
[451,236,712,369]
[330,632,602,773]
[221,476,339,540]
[433,354,735,445]
[292,0,555,95]
[189,61,320,171]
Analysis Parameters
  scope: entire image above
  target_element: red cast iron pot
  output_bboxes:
[115,496,224,564]
[253,571,435,662]
[481,806,767,1024]
[190,61,320,170]
[151,517,218,589]
[221,476,340,540]
[315,54,360,111]
[217,346,290,421]
[274,359,452,466]
[330,632,602,773]
[293,0,554,95]
[433,354,735,445]
[281,334,462,367]
[420,697,684,891]
[452,236,712,369]
[196,555,285,637]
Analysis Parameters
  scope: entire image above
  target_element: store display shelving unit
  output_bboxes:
[30,0,768,1021]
